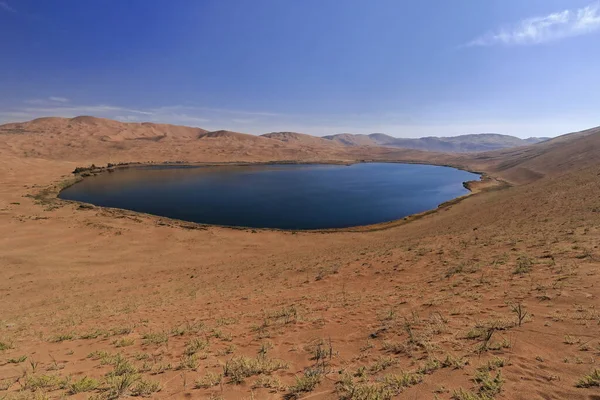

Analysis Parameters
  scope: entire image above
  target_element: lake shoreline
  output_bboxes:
[45,160,508,233]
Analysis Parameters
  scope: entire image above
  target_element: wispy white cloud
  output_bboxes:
[467,2,600,46]
[49,96,69,103]
[0,1,16,13]
[150,105,281,118]
[26,97,70,105]
[21,104,152,116]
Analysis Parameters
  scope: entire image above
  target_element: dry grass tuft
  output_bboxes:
[223,355,288,384]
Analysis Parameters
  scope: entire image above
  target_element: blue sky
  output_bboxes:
[1,0,599,138]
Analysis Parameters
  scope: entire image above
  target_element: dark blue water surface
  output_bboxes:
[59,163,479,230]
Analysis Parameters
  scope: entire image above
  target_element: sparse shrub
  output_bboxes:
[442,354,468,369]
[68,376,99,394]
[141,331,169,346]
[0,378,14,391]
[195,372,222,389]
[217,344,236,356]
[369,356,398,373]
[445,264,465,278]
[336,374,394,400]
[379,308,396,322]
[184,337,209,355]
[252,375,283,390]
[130,377,161,396]
[487,337,512,351]
[382,340,406,355]
[134,352,150,361]
[151,362,172,375]
[110,326,133,336]
[513,255,533,274]
[269,305,298,324]
[576,369,600,388]
[171,325,187,337]
[258,341,274,357]
[104,372,139,398]
[474,370,503,396]
[287,368,322,398]
[380,372,423,390]
[106,354,138,377]
[216,317,238,327]
[315,269,326,281]
[0,340,14,351]
[564,335,579,345]
[417,358,441,374]
[466,325,486,338]
[7,355,27,364]
[451,388,491,400]
[49,332,75,343]
[22,374,65,391]
[336,371,422,400]
[310,339,334,367]
[223,355,288,384]
[176,354,199,370]
[251,319,271,339]
[212,329,233,342]
[479,357,506,372]
[510,303,528,327]
[79,329,106,339]
[88,350,114,363]
[113,337,135,348]
[476,327,498,353]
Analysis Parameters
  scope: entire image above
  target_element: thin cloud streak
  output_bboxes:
[21,105,153,116]
[0,1,16,13]
[467,2,600,46]
[26,97,70,105]
[150,105,282,118]
[49,96,69,103]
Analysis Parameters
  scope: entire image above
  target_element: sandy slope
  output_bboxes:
[0,117,599,400]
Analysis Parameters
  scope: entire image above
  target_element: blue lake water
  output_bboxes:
[59,163,479,230]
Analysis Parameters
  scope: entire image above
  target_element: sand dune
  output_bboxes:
[0,117,599,399]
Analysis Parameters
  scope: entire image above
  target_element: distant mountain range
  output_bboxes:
[1,116,550,154]
[323,133,550,153]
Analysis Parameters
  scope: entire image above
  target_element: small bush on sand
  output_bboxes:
[576,369,600,388]
[184,337,209,355]
[195,372,223,389]
[223,355,287,384]
[141,331,169,346]
[68,376,99,394]
[49,333,75,343]
[130,377,161,396]
[513,255,533,274]
[287,368,323,398]
[252,375,283,390]
[0,340,14,351]
[104,372,139,398]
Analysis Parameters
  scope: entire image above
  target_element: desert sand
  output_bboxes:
[0,117,599,399]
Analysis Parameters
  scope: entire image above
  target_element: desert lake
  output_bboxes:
[59,163,480,229]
